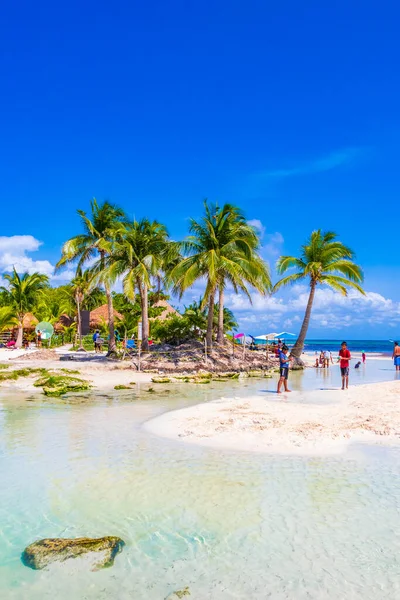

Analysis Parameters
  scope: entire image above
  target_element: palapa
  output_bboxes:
[22,312,39,329]
[89,304,123,328]
[150,300,181,321]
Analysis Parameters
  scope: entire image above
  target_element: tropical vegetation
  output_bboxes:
[169,201,271,347]
[0,269,49,347]
[56,198,127,354]
[0,202,365,360]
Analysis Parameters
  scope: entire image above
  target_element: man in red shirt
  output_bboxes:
[339,341,351,390]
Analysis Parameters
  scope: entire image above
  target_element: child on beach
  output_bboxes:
[277,345,292,394]
[362,352,366,364]
[355,361,361,369]
[393,342,400,371]
[338,341,351,390]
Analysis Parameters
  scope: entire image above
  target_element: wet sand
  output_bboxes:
[145,379,400,456]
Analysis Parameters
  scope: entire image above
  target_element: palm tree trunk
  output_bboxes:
[206,291,215,349]
[105,284,117,353]
[16,320,23,348]
[216,285,225,344]
[76,297,84,351]
[290,280,316,363]
[140,283,150,352]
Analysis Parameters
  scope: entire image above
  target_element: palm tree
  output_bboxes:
[0,269,49,347]
[0,307,17,332]
[213,304,238,334]
[170,201,271,348]
[274,230,365,363]
[102,219,171,351]
[56,198,126,354]
[69,269,95,351]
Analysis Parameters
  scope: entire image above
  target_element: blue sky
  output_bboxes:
[1,1,400,338]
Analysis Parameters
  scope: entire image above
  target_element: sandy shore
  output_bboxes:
[145,379,400,455]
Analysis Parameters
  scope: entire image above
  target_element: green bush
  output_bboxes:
[151,315,196,345]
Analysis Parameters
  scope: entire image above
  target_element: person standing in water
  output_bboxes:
[277,344,292,394]
[393,342,400,371]
[339,341,351,390]
[362,351,366,364]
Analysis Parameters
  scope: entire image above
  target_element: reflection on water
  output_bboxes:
[0,361,400,599]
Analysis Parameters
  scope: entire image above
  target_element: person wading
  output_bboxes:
[339,341,351,390]
[393,341,400,372]
[277,345,292,394]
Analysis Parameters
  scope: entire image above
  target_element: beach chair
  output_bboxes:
[122,339,136,360]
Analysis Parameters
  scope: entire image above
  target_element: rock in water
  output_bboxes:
[165,588,191,599]
[21,536,125,570]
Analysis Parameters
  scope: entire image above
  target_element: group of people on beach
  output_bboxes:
[277,340,400,394]
[278,341,353,393]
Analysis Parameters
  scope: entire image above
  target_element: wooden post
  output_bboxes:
[204,339,208,362]
[138,340,141,372]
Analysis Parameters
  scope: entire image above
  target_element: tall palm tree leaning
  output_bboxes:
[101,218,172,352]
[274,230,365,365]
[170,201,271,348]
[56,198,126,355]
[0,269,49,347]
[69,269,96,351]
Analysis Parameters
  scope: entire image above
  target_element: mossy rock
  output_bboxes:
[165,587,191,599]
[214,372,240,380]
[0,363,10,370]
[0,367,49,383]
[34,375,91,397]
[21,536,125,570]
[247,370,264,377]
[151,377,171,384]
[60,368,80,375]
[114,385,132,390]
[129,381,137,385]
[193,378,211,384]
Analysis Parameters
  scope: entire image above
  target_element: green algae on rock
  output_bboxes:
[151,376,171,383]
[34,375,91,397]
[114,384,132,390]
[165,587,191,599]
[21,536,125,570]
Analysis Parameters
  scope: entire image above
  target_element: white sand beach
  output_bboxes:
[145,378,400,455]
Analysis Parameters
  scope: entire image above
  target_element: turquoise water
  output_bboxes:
[1,362,400,599]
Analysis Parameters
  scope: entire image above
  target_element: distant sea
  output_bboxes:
[302,339,395,355]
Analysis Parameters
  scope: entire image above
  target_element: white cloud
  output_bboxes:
[247,219,266,238]
[0,234,76,282]
[0,235,55,276]
[223,281,400,334]
[260,147,363,179]
[261,231,284,261]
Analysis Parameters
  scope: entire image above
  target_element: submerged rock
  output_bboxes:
[165,587,191,599]
[151,377,171,383]
[34,375,91,397]
[21,536,125,570]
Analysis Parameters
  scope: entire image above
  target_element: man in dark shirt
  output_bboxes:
[277,345,292,394]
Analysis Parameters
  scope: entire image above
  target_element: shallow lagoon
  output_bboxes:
[1,360,400,599]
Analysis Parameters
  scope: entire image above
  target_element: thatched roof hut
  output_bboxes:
[90,304,123,328]
[22,313,38,329]
[150,300,181,321]
[54,314,74,332]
